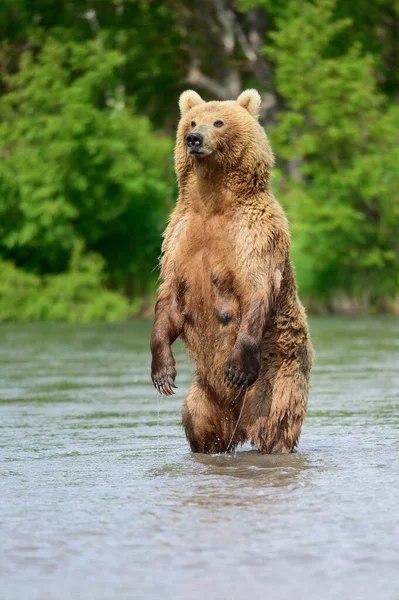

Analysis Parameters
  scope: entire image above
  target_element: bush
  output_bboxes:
[0,35,173,301]
[0,245,130,322]
[267,0,399,309]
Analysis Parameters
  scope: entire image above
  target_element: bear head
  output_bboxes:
[175,89,274,183]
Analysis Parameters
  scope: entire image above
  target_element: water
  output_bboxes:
[0,317,398,600]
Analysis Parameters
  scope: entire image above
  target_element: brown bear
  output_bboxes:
[151,89,314,454]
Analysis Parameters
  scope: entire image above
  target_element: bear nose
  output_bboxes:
[186,132,203,149]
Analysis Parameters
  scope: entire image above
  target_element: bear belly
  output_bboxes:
[177,251,240,390]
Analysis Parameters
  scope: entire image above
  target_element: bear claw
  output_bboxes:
[224,364,257,389]
[151,373,177,396]
[224,343,260,389]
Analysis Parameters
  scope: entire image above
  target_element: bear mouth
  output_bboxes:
[188,149,211,158]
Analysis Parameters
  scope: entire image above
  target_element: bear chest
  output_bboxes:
[173,215,240,324]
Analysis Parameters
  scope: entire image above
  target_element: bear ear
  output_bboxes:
[179,90,204,115]
[236,89,261,119]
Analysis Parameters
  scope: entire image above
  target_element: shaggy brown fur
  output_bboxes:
[151,89,314,454]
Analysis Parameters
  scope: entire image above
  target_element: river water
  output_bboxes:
[0,317,398,600]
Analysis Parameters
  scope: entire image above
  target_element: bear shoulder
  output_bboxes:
[231,193,290,256]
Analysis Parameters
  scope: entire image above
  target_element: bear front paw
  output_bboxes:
[224,342,260,389]
[151,354,177,396]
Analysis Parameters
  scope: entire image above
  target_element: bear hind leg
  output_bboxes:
[248,343,313,454]
[182,379,246,453]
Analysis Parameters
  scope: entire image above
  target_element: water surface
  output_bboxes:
[1,317,398,599]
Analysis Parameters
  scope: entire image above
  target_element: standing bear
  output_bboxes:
[151,89,314,454]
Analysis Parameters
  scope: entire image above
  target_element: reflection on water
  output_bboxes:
[192,449,313,481]
[0,317,398,600]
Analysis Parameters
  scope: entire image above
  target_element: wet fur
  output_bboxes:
[151,91,314,454]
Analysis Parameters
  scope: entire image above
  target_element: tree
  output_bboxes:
[265,0,399,310]
[0,35,173,299]
[0,0,398,319]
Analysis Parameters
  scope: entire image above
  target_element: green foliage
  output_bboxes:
[0,34,173,301]
[0,244,130,322]
[0,0,398,319]
[266,0,399,307]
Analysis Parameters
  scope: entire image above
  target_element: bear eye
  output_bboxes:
[214,120,224,128]
[191,121,196,127]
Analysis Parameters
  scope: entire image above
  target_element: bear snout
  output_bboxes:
[186,132,203,150]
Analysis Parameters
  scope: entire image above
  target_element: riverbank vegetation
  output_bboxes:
[0,0,398,320]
